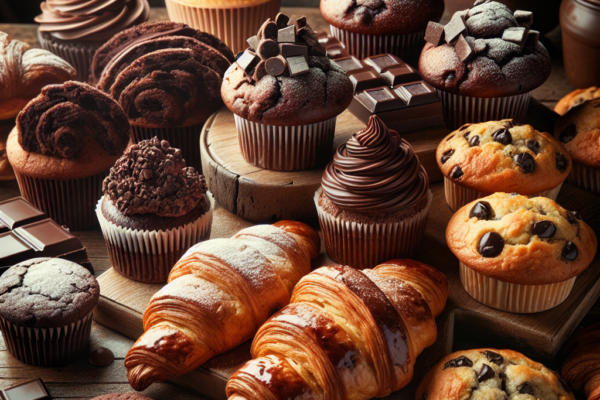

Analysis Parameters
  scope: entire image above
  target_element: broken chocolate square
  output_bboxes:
[445,15,468,44]
[502,27,528,50]
[236,50,260,74]
[514,10,533,28]
[425,21,445,46]
[456,34,475,62]
[286,55,310,76]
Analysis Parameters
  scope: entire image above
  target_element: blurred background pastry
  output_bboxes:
[562,322,600,400]
[555,87,600,116]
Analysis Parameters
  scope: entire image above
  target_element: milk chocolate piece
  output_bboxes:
[275,13,290,29]
[278,25,296,43]
[445,15,467,44]
[253,60,268,81]
[286,55,310,76]
[279,43,308,60]
[0,197,45,231]
[0,232,35,267]
[356,87,405,113]
[265,56,286,76]
[236,50,260,74]
[348,98,443,132]
[380,65,421,86]
[0,378,51,400]
[258,39,280,59]
[334,56,371,74]
[89,347,115,367]
[514,10,533,28]
[327,47,350,59]
[456,35,475,62]
[364,54,404,73]
[502,27,528,50]
[425,21,445,46]
[259,20,279,40]
[247,36,259,51]
[14,219,85,258]
[394,82,439,106]
[525,30,540,48]
[350,71,387,92]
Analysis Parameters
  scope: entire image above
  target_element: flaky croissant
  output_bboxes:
[125,220,320,391]
[226,259,448,400]
[562,322,600,400]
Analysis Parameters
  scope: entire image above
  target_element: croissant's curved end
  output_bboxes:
[273,220,321,259]
[561,322,600,399]
[126,363,165,391]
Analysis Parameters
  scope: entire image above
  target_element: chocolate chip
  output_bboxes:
[514,153,535,173]
[265,56,286,76]
[517,382,535,396]
[479,232,504,257]
[562,241,578,261]
[459,124,471,131]
[469,135,480,147]
[526,139,540,154]
[478,364,495,382]
[89,347,114,367]
[441,149,455,164]
[492,129,512,145]
[275,13,290,29]
[258,39,280,59]
[443,356,473,369]
[501,379,506,392]
[470,201,493,220]
[503,119,515,129]
[532,221,556,238]
[482,350,504,365]
[450,165,464,180]
[259,20,279,40]
[446,134,455,142]
[556,152,569,173]
[559,124,577,143]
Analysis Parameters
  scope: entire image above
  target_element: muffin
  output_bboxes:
[437,119,571,211]
[417,348,575,400]
[321,0,444,62]
[555,86,600,116]
[165,0,282,54]
[315,115,432,269]
[221,14,354,171]
[92,21,233,172]
[0,258,99,367]
[97,137,214,283]
[447,193,597,313]
[35,0,149,82]
[6,81,131,230]
[554,98,600,194]
[419,0,552,129]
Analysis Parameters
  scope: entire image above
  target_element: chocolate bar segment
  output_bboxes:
[356,87,406,113]
[350,70,387,92]
[1,378,52,400]
[394,82,439,106]
[364,54,404,73]
[0,197,46,230]
[380,64,421,86]
[333,56,371,74]
[0,232,35,267]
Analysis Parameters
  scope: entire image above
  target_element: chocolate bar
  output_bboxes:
[0,378,52,400]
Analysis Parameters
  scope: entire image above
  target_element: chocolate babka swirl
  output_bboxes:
[322,116,429,213]
[17,81,130,159]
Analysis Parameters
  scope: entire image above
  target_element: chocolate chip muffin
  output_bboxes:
[437,119,571,211]
[96,137,213,283]
[0,258,99,366]
[419,0,552,129]
[555,87,600,116]
[554,98,600,194]
[417,349,575,400]
[446,193,597,313]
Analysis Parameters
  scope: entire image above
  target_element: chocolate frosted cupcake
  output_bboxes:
[0,258,99,366]
[36,0,149,82]
[419,0,552,129]
[315,115,432,269]
[6,81,131,230]
[97,137,213,283]
[222,14,354,171]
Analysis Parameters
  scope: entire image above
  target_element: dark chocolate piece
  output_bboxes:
[247,35,259,51]
[394,82,438,106]
[517,382,535,396]
[444,356,473,369]
[293,16,307,29]
[275,13,290,29]
[298,28,326,56]
[470,201,493,220]
[286,55,310,76]
[450,165,464,180]
[456,35,475,62]
[526,139,540,154]
[514,153,535,173]
[279,43,308,60]
[445,15,467,44]
[334,56,370,74]
[478,364,495,382]
[502,27,528,50]
[0,232,35,267]
[492,129,512,145]
[559,124,577,143]
[514,10,533,28]
[350,71,387,92]
[425,21,445,46]
[525,30,540,48]
[89,347,115,367]
[479,232,505,257]
[380,65,421,86]
[265,56,286,76]
[482,350,504,365]
[258,39,280,59]
[236,50,260,74]
[259,20,279,40]
[532,221,556,238]
[567,211,582,223]
[364,54,403,73]
[0,378,52,400]
[356,87,404,113]
[278,25,296,43]
[441,149,455,164]
[0,197,46,230]
[556,152,569,173]
[468,135,480,147]
[562,241,578,261]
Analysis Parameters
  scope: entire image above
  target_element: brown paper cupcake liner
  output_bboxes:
[437,90,532,130]
[165,0,281,54]
[567,161,600,194]
[444,177,563,212]
[459,261,576,313]
[14,169,106,230]
[315,188,433,270]
[235,115,337,171]
[0,311,93,367]
[38,31,100,83]
[96,193,214,283]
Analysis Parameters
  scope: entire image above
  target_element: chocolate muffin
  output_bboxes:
[96,137,213,283]
[0,258,99,366]
[419,0,552,129]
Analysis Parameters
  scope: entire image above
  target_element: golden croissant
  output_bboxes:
[562,322,600,400]
[226,259,448,400]
[125,220,320,391]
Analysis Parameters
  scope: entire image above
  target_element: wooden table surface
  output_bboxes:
[0,6,597,400]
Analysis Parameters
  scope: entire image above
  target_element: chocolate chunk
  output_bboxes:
[445,15,468,44]
[470,201,493,220]
[259,20,279,40]
[444,356,473,369]
[356,87,404,113]
[469,135,480,147]
[298,27,326,56]
[526,139,540,154]
[525,30,540,48]
[380,65,421,86]
[265,56,286,77]
[286,55,310,76]
[280,43,308,60]
[425,21,445,46]
[517,382,535,396]
[278,25,296,43]
[532,221,556,238]
[441,149,455,164]
[479,232,504,257]
[482,350,504,365]
[394,82,438,106]
[247,36,259,51]
[253,60,268,81]
[492,129,512,145]
[514,153,535,173]
[275,13,290,29]
[450,165,464,180]
[559,123,577,143]
[514,10,533,28]
[236,50,260,74]
[456,35,475,62]
[0,378,51,400]
[350,71,387,92]
[293,15,307,29]
[556,152,569,173]
[258,39,280,59]
[0,197,46,230]
[89,347,114,367]
[567,211,582,223]
[478,364,495,382]
[562,241,578,261]
[502,27,528,50]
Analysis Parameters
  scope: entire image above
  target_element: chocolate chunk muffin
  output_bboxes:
[96,137,213,283]
[417,349,575,400]
[555,86,600,116]
[446,193,597,313]
[437,119,571,211]
[419,0,552,129]
[0,258,99,366]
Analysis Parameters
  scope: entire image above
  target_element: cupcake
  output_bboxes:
[0,258,99,367]
[165,0,282,54]
[221,14,354,171]
[447,193,597,313]
[35,0,149,82]
[555,86,600,116]
[438,120,571,211]
[92,21,233,172]
[97,137,214,283]
[315,115,432,269]
[419,0,552,129]
[6,81,131,230]
[555,98,600,194]
[320,0,444,63]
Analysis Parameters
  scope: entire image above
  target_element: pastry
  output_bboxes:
[438,119,571,211]
[124,220,320,390]
[316,115,432,269]
[447,192,597,313]
[555,87,600,116]
[419,0,552,129]
[97,137,214,283]
[6,81,131,230]
[226,259,448,400]
[417,348,574,400]
[0,258,99,367]
[562,322,600,400]
[221,13,354,171]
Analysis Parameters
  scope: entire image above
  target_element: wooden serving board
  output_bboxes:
[94,181,600,400]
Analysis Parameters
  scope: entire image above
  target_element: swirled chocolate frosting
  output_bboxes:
[322,115,429,213]
[36,0,149,42]
[102,137,206,217]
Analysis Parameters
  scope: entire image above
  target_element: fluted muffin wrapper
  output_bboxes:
[0,311,93,367]
[443,177,563,212]
[235,115,337,171]
[329,25,425,63]
[437,90,532,130]
[315,188,433,270]
[14,169,106,230]
[567,161,600,194]
[38,31,100,83]
[96,193,214,283]
[459,261,576,313]
[165,0,281,54]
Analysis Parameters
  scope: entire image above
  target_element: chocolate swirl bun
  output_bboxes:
[16,81,130,159]
[103,137,206,217]
[322,116,429,213]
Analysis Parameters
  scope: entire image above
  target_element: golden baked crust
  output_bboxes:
[554,87,600,116]
[437,120,571,194]
[416,348,575,400]
[446,193,597,285]
[554,98,600,168]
